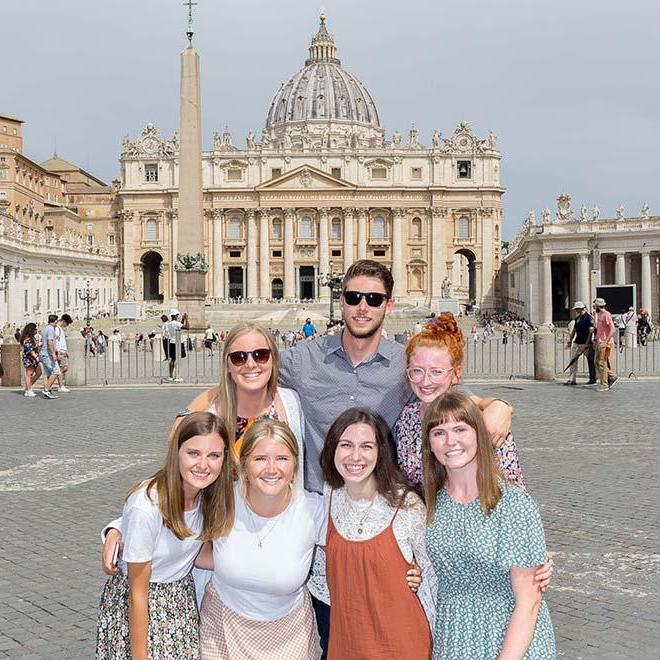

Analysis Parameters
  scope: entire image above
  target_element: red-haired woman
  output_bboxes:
[96,412,234,660]
[394,312,524,489]
[423,393,556,659]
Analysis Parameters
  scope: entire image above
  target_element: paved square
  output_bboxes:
[0,380,658,658]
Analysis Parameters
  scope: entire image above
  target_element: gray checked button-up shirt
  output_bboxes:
[279,331,412,493]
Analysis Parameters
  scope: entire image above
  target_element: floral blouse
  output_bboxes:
[394,399,526,489]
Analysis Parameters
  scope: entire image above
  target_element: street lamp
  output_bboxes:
[318,260,344,321]
[78,279,99,326]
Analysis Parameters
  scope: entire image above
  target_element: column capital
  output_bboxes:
[318,208,330,220]
[356,208,369,219]
[212,209,224,220]
[392,207,405,217]
[342,207,356,218]
[203,208,215,219]
[259,207,271,216]
[245,209,256,220]
[429,207,447,218]
[284,208,296,220]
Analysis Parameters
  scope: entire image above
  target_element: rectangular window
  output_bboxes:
[145,163,158,182]
[108,234,115,245]
[229,250,241,258]
[373,249,386,257]
[331,167,342,179]
[457,160,472,179]
[411,167,422,180]
[57,289,60,308]
[227,169,243,181]
[371,167,387,180]
[24,290,28,312]
[510,273,515,288]
[271,168,282,178]
[228,218,242,239]
[0,170,6,180]
[272,250,282,258]
[145,220,158,241]
[87,235,94,246]
[331,249,342,257]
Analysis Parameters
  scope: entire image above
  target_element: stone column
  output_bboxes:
[641,251,652,312]
[430,208,446,301]
[527,255,540,325]
[615,253,626,285]
[284,209,296,299]
[246,210,258,300]
[357,209,368,261]
[577,252,590,305]
[318,209,330,302]
[542,255,552,325]
[474,261,483,306]
[391,208,404,299]
[169,210,178,297]
[7,266,18,325]
[343,208,355,272]
[259,208,270,301]
[213,210,224,299]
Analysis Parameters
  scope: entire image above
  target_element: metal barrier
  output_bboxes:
[463,335,534,379]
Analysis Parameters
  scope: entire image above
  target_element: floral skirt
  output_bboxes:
[96,572,200,659]
[199,581,319,660]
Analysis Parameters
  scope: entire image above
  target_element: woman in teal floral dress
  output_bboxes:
[423,392,556,659]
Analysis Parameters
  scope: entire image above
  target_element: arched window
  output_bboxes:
[331,217,342,240]
[299,215,313,239]
[145,218,158,241]
[271,218,282,240]
[372,215,386,239]
[411,217,422,239]
[457,215,470,239]
[228,216,243,240]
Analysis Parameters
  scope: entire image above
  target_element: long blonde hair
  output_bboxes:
[214,324,280,449]
[130,412,235,541]
[422,392,502,522]
[237,418,300,493]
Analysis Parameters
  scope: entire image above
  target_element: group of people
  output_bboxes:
[97,259,556,659]
[17,313,73,398]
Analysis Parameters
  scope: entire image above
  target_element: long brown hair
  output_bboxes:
[321,408,410,508]
[214,324,279,449]
[19,323,38,345]
[131,412,235,541]
[422,392,502,522]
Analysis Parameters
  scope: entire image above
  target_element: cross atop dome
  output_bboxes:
[306,12,340,65]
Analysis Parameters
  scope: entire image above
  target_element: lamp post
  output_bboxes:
[318,260,344,321]
[78,279,99,326]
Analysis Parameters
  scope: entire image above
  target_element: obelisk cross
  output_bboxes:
[185,0,198,44]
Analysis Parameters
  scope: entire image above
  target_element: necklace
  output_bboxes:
[345,493,377,535]
[245,490,290,548]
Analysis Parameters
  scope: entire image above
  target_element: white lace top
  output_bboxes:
[307,485,437,626]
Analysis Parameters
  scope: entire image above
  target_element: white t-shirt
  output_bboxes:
[54,325,68,352]
[165,320,183,344]
[211,485,325,621]
[120,485,203,583]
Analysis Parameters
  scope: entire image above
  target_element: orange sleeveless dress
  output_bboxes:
[325,493,432,660]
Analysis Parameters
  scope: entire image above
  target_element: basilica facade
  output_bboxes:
[117,15,504,308]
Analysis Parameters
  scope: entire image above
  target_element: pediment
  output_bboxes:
[256,165,356,191]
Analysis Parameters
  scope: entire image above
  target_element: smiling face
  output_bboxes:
[226,329,273,395]
[407,345,460,404]
[245,433,296,500]
[340,275,393,340]
[334,423,378,489]
[178,432,226,499]
[428,417,478,473]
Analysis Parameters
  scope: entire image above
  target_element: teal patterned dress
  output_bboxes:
[426,483,556,659]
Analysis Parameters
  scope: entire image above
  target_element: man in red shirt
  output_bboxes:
[593,297,620,391]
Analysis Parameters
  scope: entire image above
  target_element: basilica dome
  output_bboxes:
[265,15,382,141]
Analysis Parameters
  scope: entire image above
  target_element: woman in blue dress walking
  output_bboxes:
[423,392,556,659]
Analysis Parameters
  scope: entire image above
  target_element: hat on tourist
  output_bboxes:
[170,309,180,317]
[572,301,586,310]
[593,297,607,307]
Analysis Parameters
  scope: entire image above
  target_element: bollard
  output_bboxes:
[533,325,555,381]
[624,321,637,348]
[0,336,22,387]
[65,334,87,387]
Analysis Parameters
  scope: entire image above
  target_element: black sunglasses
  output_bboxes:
[227,348,272,366]
[343,290,388,307]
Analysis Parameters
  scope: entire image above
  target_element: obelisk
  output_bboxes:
[175,1,207,328]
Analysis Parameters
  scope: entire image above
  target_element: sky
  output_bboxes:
[4,0,660,239]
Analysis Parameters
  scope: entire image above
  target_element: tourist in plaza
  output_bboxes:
[19,322,42,397]
[160,313,170,359]
[423,392,556,660]
[39,314,61,399]
[96,411,235,660]
[637,308,652,346]
[195,419,323,659]
[165,310,185,382]
[565,301,597,386]
[302,317,317,339]
[320,408,433,660]
[204,324,218,356]
[394,312,522,489]
[278,260,514,652]
[96,329,108,355]
[593,298,620,391]
[54,313,73,393]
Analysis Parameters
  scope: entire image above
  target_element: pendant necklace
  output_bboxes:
[246,491,290,548]
[346,494,376,535]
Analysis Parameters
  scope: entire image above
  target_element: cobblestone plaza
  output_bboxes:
[0,381,658,659]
